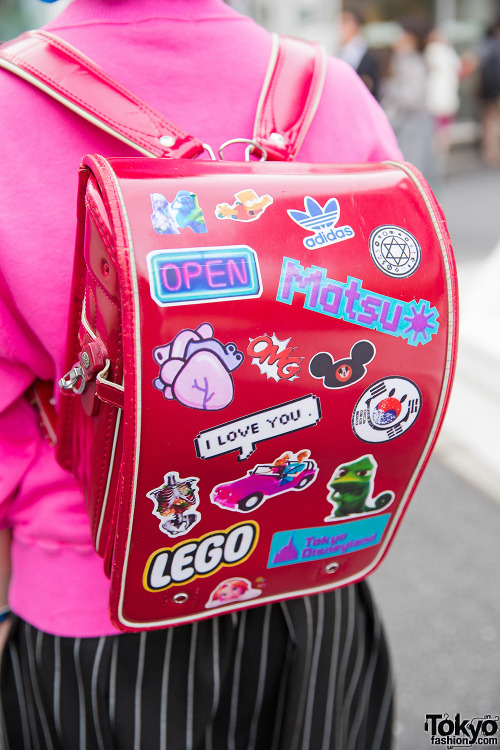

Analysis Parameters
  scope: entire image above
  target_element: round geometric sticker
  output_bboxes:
[369,225,421,278]
[352,376,422,443]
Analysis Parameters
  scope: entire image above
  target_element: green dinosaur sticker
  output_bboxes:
[325,454,394,520]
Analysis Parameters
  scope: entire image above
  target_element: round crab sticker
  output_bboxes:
[369,225,421,278]
[352,376,422,442]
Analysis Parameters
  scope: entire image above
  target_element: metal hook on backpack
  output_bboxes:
[218,139,267,162]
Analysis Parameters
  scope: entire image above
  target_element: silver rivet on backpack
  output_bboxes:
[270,132,285,146]
[159,135,176,148]
[173,593,189,604]
[325,562,340,575]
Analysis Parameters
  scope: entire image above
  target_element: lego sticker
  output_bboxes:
[152,323,243,411]
[151,191,207,234]
[288,196,355,249]
[369,225,421,278]
[194,394,321,461]
[324,454,394,520]
[268,514,390,568]
[352,376,422,443]
[205,578,262,609]
[215,189,273,222]
[309,340,375,389]
[277,258,439,346]
[210,450,318,513]
[143,521,259,591]
[247,333,302,381]
[147,246,262,306]
[146,471,202,537]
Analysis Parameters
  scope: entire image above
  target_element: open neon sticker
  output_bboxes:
[147,245,262,306]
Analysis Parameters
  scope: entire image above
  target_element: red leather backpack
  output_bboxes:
[0,32,458,631]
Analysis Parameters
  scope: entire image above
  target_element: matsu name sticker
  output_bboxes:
[268,514,390,568]
[277,258,439,346]
[147,246,262,306]
[352,376,422,443]
[195,395,322,461]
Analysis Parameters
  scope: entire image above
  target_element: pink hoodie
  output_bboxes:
[0,0,401,636]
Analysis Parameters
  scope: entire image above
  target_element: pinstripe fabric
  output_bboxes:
[0,583,392,750]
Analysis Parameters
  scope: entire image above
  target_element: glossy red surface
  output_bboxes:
[58,156,458,630]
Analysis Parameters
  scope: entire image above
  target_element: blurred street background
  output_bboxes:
[2,0,500,747]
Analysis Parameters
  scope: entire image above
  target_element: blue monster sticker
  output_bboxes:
[151,191,207,235]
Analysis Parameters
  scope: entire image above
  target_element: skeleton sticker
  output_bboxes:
[146,471,201,537]
[153,323,244,410]
[309,340,375,389]
[215,189,273,222]
[205,577,262,608]
[324,454,394,520]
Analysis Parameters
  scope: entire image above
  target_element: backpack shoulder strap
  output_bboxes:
[0,30,326,162]
[0,30,205,159]
[253,34,327,161]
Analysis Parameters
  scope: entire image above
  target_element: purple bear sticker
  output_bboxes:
[152,323,244,410]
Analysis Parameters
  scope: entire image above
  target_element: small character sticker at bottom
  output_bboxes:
[205,577,262,609]
[146,471,201,537]
[325,454,394,521]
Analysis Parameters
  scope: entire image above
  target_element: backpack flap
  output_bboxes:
[67,155,457,631]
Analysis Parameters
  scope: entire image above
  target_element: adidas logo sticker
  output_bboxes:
[288,196,355,249]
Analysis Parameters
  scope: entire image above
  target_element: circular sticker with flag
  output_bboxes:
[369,225,421,278]
[352,376,422,443]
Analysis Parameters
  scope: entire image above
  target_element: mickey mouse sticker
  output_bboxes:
[309,340,375,389]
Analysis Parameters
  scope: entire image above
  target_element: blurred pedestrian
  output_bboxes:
[477,17,500,167]
[340,6,381,99]
[381,16,435,184]
[425,28,462,178]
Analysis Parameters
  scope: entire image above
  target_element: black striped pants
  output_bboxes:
[0,583,392,750]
